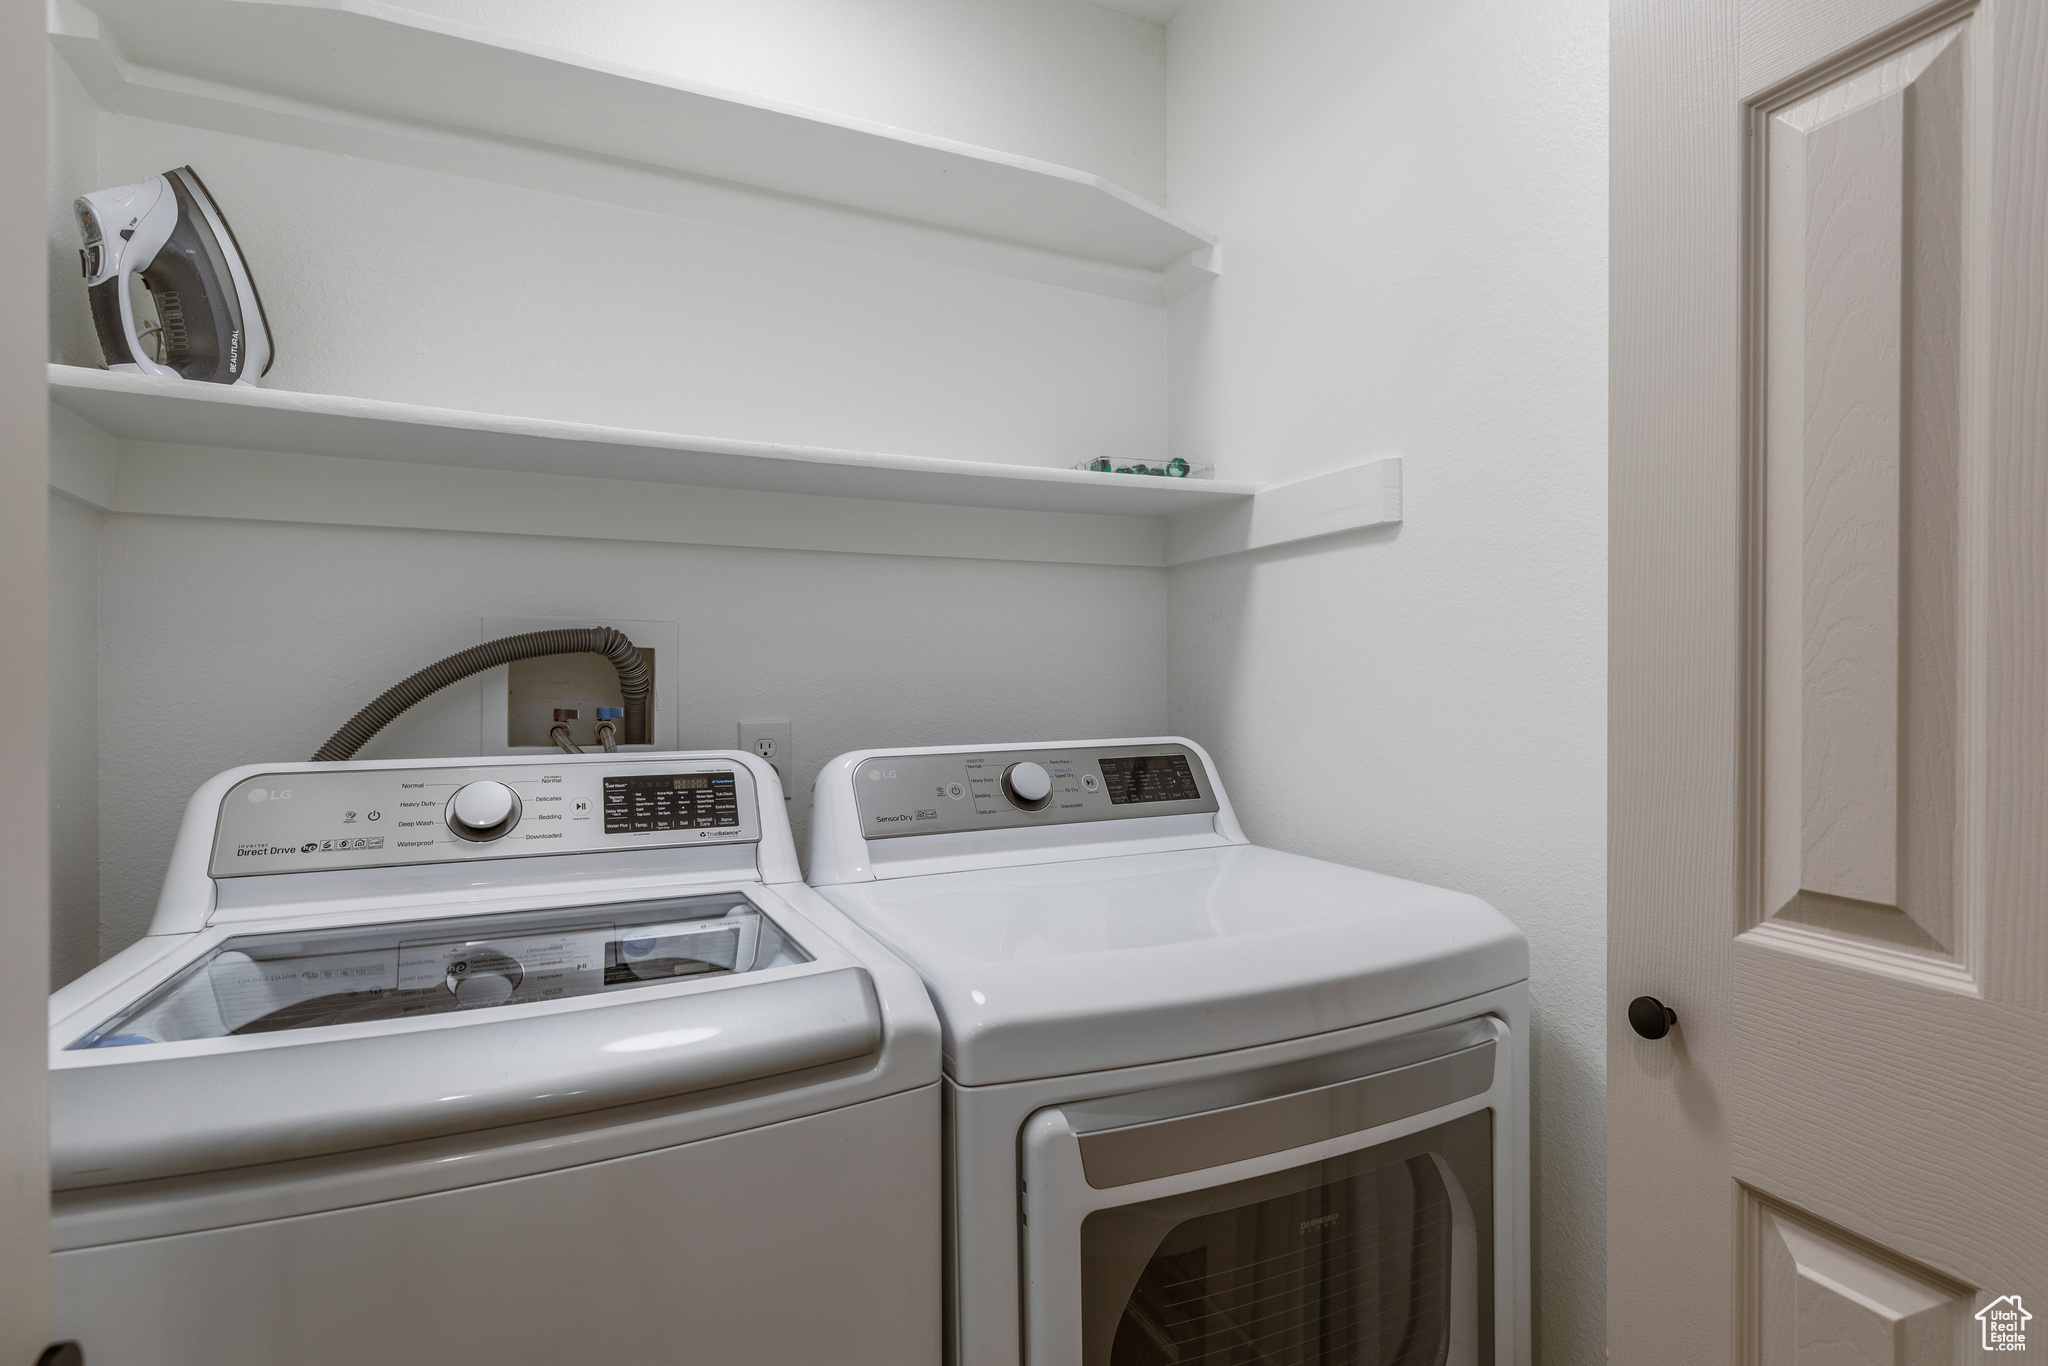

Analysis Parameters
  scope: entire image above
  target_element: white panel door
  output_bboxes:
[1613,0,2048,1361]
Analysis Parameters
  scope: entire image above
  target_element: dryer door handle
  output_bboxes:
[1074,1039,1497,1189]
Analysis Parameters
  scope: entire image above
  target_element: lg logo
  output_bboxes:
[247,788,292,803]
[866,769,897,781]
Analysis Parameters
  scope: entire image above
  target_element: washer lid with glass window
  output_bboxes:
[813,843,1527,1087]
[48,886,884,1191]
[43,752,895,1192]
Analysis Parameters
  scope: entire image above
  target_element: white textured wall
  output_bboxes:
[90,516,1166,957]
[390,0,1169,200]
[1163,2,1609,1361]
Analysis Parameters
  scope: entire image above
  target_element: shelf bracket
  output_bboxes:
[1161,245,1222,304]
[1165,457,1402,565]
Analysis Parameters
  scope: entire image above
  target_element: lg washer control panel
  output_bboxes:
[852,742,1217,839]
[210,759,762,877]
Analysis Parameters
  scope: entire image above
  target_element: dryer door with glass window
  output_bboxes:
[1081,1112,1489,1366]
[1021,1018,1510,1366]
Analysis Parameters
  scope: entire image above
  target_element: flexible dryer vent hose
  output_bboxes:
[311,628,650,762]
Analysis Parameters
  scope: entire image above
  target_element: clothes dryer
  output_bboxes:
[49,751,940,1366]
[808,738,1530,1366]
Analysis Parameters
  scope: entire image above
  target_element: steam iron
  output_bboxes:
[75,166,273,385]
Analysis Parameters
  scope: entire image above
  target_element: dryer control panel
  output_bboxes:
[852,742,1217,839]
[210,759,762,877]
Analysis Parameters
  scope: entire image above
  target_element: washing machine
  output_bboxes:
[807,737,1530,1366]
[48,750,941,1366]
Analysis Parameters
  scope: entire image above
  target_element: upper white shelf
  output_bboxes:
[48,366,1258,518]
[56,0,1216,276]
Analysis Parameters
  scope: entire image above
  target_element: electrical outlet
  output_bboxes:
[738,719,793,801]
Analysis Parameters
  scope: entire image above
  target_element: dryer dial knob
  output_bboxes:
[1003,762,1053,810]
[447,780,520,839]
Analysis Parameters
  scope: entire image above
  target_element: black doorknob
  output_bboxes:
[1627,996,1676,1040]
[38,1343,84,1366]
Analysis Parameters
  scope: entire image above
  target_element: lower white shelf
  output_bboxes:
[47,366,1402,567]
[48,366,1254,518]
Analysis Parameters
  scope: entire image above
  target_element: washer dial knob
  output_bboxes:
[1002,761,1053,811]
[447,780,521,840]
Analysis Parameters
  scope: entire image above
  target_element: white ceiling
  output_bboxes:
[1083,0,1188,25]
